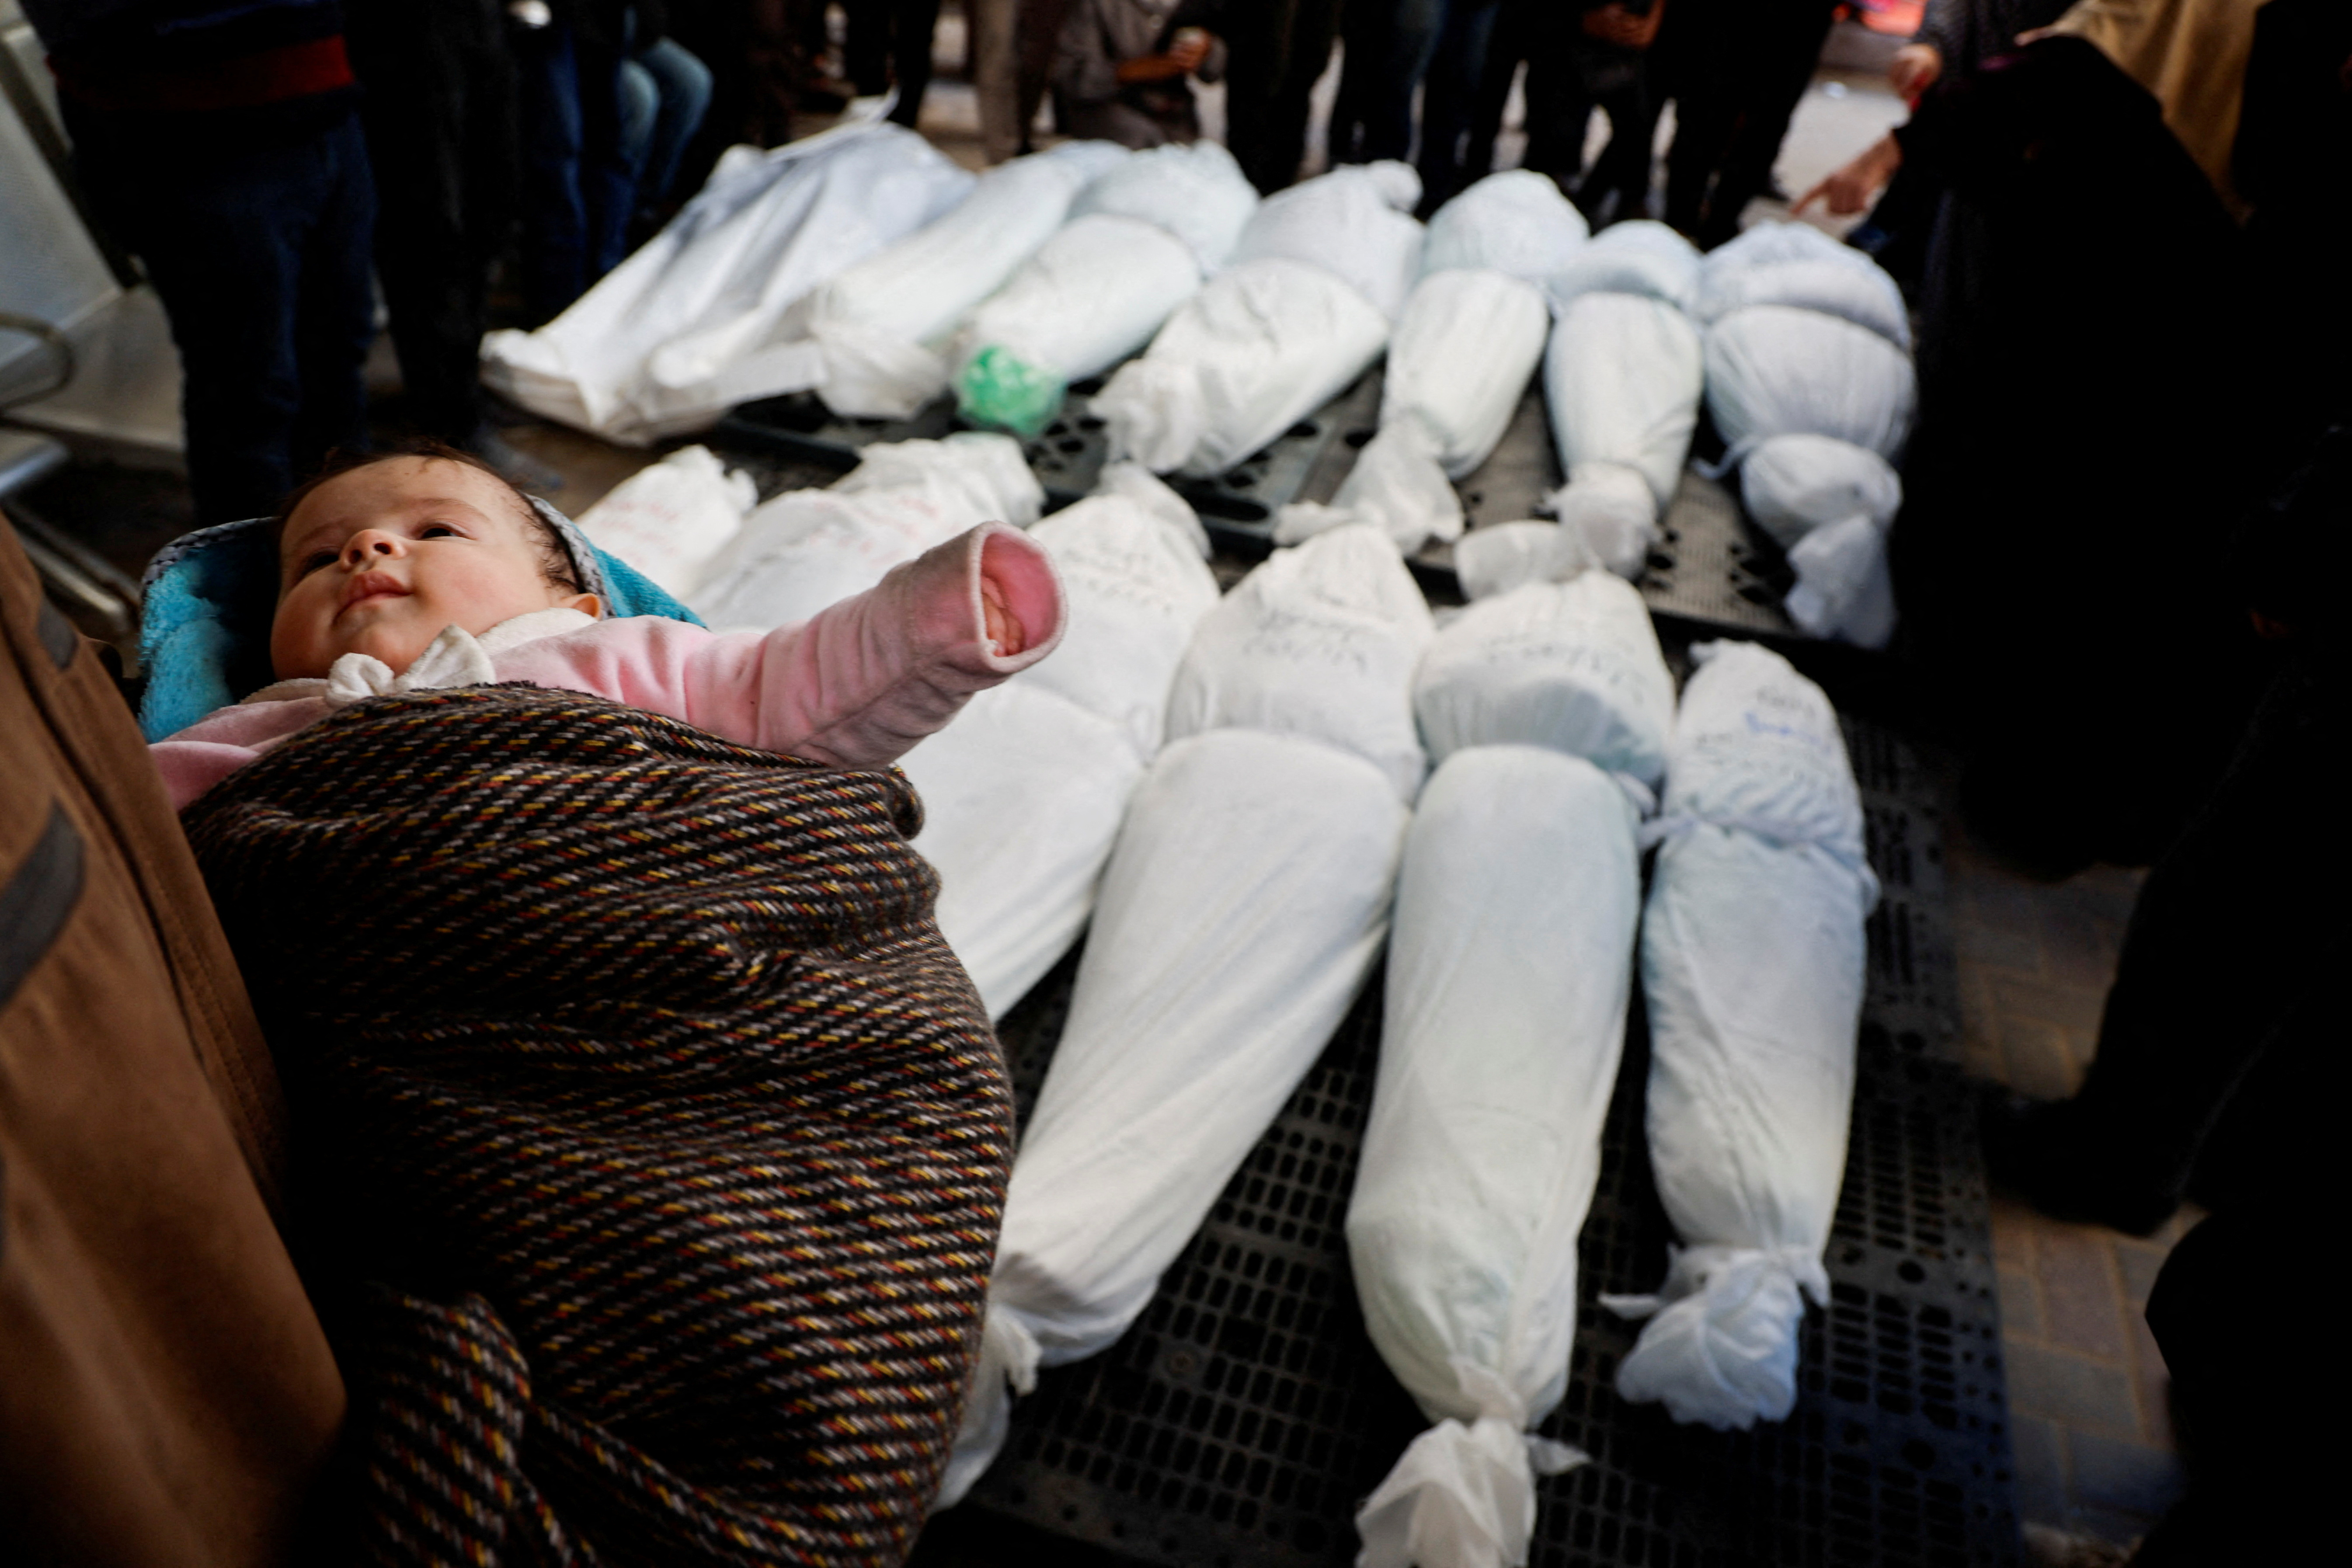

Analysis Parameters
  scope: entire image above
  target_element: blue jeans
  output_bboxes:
[515,20,633,323]
[619,36,714,214]
[64,101,375,527]
[1415,0,1501,211]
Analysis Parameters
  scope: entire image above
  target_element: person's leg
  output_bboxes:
[845,0,891,93]
[887,0,942,127]
[1580,69,1652,223]
[635,38,714,209]
[1692,0,1834,246]
[617,56,660,190]
[1364,0,1447,162]
[1985,656,2347,1234]
[575,31,637,285]
[664,0,755,187]
[288,112,377,481]
[62,106,310,525]
[1517,20,1597,188]
[1660,31,1739,234]
[1259,0,1344,191]
[348,2,468,447]
[515,20,589,324]
[971,0,1022,162]
[1463,0,1528,183]
[1329,0,1394,165]
[1416,0,1500,212]
[1613,0,1693,209]
[2137,1180,2329,1564]
[1014,0,1072,147]
[1223,0,1303,191]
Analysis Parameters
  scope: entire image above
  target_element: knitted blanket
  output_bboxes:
[181,685,1012,1567]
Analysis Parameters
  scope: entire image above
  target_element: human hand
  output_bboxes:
[1168,27,1212,73]
[1888,42,1941,98]
[1581,4,1653,49]
[1795,134,1903,216]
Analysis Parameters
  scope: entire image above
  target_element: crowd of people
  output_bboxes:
[10,0,1899,534]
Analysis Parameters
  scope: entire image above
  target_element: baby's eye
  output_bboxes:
[296,550,337,577]
[418,523,459,539]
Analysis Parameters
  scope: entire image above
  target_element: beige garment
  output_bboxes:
[0,517,346,1567]
[973,0,1023,163]
[2049,0,2262,205]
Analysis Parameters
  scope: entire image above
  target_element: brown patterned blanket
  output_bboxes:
[181,685,1011,1567]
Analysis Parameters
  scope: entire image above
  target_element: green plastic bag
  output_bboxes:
[957,345,1068,438]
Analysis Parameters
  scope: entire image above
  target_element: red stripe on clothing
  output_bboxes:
[55,35,354,115]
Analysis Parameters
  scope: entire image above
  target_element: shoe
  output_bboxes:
[1978,1087,2178,1237]
[463,428,567,495]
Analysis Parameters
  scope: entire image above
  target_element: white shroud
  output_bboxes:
[934,525,1434,1508]
[1604,640,1877,1430]
[1349,560,1676,1568]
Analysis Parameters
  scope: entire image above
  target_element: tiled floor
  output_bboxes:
[1943,817,2192,1560]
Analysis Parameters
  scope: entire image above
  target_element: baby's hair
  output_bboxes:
[272,439,585,595]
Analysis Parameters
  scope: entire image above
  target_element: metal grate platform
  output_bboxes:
[710,372,1385,560]
[945,716,2009,1568]
[1442,388,1809,640]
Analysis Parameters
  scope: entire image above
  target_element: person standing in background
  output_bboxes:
[1580,0,1712,226]
[1412,0,1503,212]
[1054,0,1225,146]
[972,0,1023,161]
[1330,0,1439,166]
[616,3,714,223]
[1655,0,1838,246]
[22,0,376,528]
[1809,0,2078,283]
[1863,10,2268,874]
[846,0,945,128]
[345,0,560,487]
[511,0,634,324]
[1017,0,1079,151]
[1223,0,1343,192]
[1472,0,1667,222]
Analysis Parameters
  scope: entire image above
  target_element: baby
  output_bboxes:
[152,445,1068,1562]
[154,444,1065,803]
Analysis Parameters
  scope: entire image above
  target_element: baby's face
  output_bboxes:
[269,458,598,680]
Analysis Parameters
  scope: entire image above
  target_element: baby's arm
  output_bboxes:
[494,524,1066,765]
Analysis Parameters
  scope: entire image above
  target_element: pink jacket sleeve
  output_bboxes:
[486,522,1065,765]
[151,524,1066,810]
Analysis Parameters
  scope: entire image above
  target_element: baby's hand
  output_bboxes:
[982,571,1026,656]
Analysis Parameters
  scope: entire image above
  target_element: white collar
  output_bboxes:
[241,607,598,709]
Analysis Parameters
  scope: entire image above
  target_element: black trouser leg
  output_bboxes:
[845,0,891,94]
[65,103,376,525]
[1518,19,1597,190]
[350,0,517,446]
[2054,658,2347,1219]
[1415,0,1500,212]
[1579,75,1651,220]
[1693,0,1834,246]
[1226,0,1340,194]
[1463,0,1532,184]
[886,0,942,126]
